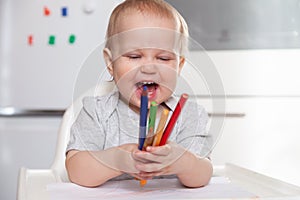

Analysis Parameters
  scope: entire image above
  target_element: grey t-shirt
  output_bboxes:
[67,91,211,180]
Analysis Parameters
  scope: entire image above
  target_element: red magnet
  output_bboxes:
[44,6,51,16]
[28,35,33,46]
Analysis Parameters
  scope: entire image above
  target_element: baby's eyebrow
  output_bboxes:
[122,49,141,54]
[158,50,176,55]
[121,48,178,56]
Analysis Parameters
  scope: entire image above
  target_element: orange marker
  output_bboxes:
[152,108,169,146]
[140,179,147,187]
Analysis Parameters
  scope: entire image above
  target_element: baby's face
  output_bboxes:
[106,12,184,111]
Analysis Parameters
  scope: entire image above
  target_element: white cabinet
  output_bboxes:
[194,50,300,187]
[209,97,300,187]
[0,117,61,200]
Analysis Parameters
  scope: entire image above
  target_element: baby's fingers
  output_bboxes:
[145,144,171,156]
[139,169,170,177]
[132,150,153,163]
[136,162,166,172]
[133,151,160,163]
[129,173,153,180]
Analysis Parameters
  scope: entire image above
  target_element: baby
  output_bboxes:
[66,0,212,188]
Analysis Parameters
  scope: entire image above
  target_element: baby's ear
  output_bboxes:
[103,48,113,75]
[178,56,185,74]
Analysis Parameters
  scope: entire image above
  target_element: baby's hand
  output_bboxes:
[97,143,142,174]
[132,142,187,178]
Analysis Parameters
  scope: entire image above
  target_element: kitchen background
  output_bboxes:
[1,0,300,199]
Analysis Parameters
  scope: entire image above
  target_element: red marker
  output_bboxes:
[159,94,189,146]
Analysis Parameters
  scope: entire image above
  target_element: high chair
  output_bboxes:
[17,81,116,200]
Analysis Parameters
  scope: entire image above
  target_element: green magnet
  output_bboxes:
[69,34,76,44]
[48,35,55,45]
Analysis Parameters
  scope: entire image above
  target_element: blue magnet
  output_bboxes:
[62,7,68,17]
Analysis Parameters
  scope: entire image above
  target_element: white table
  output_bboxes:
[18,163,300,200]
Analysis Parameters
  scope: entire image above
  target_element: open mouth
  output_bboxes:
[136,81,158,90]
[136,81,158,99]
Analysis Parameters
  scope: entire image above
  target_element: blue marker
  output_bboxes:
[139,86,148,150]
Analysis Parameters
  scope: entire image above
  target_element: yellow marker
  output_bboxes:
[152,108,170,146]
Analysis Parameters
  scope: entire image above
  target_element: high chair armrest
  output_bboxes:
[17,168,62,200]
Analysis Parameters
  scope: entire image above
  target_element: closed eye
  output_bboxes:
[127,54,141,59]
[158,57,172,61]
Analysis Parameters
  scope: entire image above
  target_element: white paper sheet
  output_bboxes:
[47,177,257,200]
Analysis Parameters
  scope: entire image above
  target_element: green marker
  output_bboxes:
[143,101,158,150]
[48,35,55,45]
[69,34,76,44]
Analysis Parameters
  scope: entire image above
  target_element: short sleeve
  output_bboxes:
[66,97,106,153]
[175,102,212,158]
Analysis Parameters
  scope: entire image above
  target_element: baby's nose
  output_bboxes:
[140,64,157,74]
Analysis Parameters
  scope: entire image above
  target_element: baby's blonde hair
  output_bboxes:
[105,0,189,56]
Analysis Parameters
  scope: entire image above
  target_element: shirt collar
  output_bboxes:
[108,91,179,116]
[160,95,178,112]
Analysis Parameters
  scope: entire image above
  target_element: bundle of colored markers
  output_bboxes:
[138,86,188,187]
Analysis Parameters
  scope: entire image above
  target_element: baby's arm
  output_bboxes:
[66,143,140,187]
[173,150,212,188]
